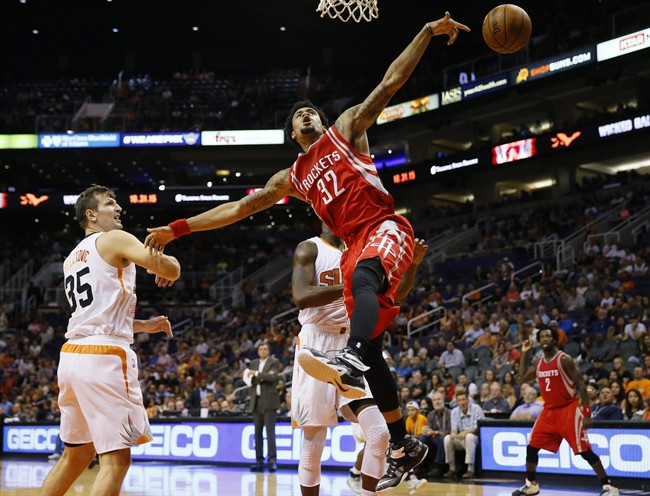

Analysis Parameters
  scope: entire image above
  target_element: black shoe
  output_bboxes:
[376,435,429,494]
[250,463,264,472]
[297,347,368,399]
[268,462,277,472]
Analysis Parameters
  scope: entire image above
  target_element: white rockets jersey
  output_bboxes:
[298,237,348,328]
[63,232,136,343]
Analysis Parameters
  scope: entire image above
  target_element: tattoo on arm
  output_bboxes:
[239,169,290,214]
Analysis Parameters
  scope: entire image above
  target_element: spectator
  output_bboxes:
[625,366,650,398]
[438,341,465,371]
[589,333,617,363]
[456,373,478,400]
[502,383,518,411]
[622,389,645,420]
[592,386,623,420]
[418,391,451,478]
[608,381,624,405]
[509,385,543,420]
[477,383,491,407]
[623,316,646,341]
[444,391,484,479]
[482,382,511,414]
[491,342,510,371]
[586,358,610,387]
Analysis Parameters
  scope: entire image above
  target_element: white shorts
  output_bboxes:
[58,336,151,454]
[291,324,373,428]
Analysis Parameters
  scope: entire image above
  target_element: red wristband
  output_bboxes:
[580,405,592,418]
[168,219,191,238]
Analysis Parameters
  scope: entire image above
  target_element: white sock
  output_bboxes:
[350,467,361,475]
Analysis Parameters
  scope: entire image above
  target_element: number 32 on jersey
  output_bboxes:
[317,170,345,204]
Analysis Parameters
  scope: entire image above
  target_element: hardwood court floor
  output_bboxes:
[0,459,640,496]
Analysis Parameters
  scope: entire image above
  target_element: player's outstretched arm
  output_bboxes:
[395,238,429,303]
[292,240,343,309]
[134,316,173,338]
[97,229,181,281]
[144,168,295,253]
[335,12,469,143]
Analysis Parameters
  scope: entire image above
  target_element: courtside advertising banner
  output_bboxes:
[201,129,284,146]
[597,27,650,61]
[480,424,650,479]
[2,421,361,467]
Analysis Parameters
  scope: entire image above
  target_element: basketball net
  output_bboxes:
[316,0,378,23]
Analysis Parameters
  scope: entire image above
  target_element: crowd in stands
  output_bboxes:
[1,181,649,435]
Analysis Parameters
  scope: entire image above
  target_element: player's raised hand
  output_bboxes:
[521,339,533,353]
[145,226,175,255]
[427,11,471,45]
[412,238,429,265]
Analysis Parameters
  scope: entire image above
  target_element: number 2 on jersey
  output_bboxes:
[316,170,345,204]
[65,266,94,312]
[544,377,551,392]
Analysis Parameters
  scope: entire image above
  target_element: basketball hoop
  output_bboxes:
[316,0,378,23]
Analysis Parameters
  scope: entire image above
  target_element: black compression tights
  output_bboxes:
[347,258,386,358]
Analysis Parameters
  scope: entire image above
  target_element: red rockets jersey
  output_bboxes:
[289,126,397,243]
[536,350,577,409]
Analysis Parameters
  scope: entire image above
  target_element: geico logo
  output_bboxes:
[122,465,218,494]
[3,461,52,488]
[5,427,58,451]
[241,424,360,463]
[492,432,650,473]
[131,424,218,458]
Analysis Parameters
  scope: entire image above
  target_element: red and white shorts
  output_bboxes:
[529,401,591,454]
[341,216,414,340]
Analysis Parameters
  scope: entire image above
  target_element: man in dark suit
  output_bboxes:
[244,343,281,472]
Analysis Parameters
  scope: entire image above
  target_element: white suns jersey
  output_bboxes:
[297,237,348,328]
[63,232,137,342]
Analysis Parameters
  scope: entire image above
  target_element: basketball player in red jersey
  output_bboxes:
[514,327,618,496]
[145,12,469,493]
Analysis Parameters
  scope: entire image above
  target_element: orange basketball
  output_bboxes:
[482,4,532,54]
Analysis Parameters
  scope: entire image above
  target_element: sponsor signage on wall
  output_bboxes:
[201,129,284,146]
[376,94,439,125]
[38,133,120,148]
[512,47,596,85]
[121,133,200,147]
[2,421,361,467]
[597,27,650,61]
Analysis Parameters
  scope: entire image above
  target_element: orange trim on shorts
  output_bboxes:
[61,343,129,395]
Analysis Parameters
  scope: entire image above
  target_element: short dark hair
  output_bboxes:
[284,100,329,152]
[536,326,559,343]
[75,184,115,229]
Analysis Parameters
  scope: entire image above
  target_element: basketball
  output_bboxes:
[482,4,532,54]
